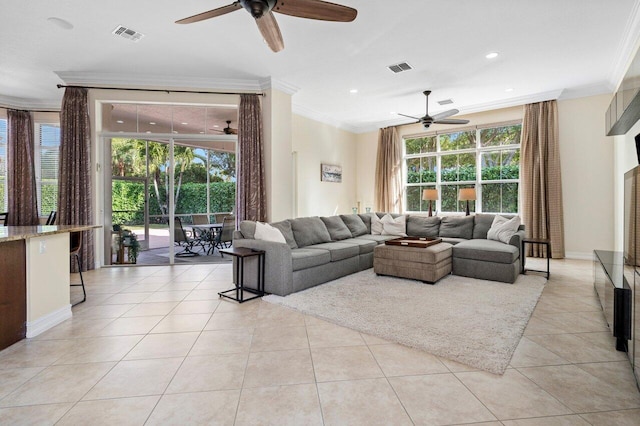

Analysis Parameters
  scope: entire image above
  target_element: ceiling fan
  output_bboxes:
[175,0,357,53]
[399,91,470,129]
[212,120,238,135]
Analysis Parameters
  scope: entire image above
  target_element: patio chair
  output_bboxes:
[173,217,201,257]
[213,215,235,256]
[192,214,209,225]
[0,212,8,226]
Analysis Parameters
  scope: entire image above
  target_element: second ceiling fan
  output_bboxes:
[399,91,470,129]
[176,0,358,53]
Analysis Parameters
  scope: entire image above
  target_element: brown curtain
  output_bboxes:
[521,100,565,258]
[374,126,403,213]
[7,109,39,225]
[58,87,94,271]
[236,94,267,223]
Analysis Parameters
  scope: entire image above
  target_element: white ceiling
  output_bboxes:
[1,0,639,133]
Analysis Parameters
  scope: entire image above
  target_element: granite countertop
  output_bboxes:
[0,225,101,243]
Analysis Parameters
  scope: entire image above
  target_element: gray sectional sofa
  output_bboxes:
[233,213,525,296]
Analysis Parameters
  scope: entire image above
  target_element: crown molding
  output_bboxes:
[0,94,61,111]
[557,82,612,101]
[292,103,359,133]
[259,77,299,95]
[608,0,640,91]
[55,71,264,92]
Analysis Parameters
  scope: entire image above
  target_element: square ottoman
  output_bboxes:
[373,242,452,284]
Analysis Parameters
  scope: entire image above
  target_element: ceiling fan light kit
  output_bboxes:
[176,0,357,52]
[399,90,470,129]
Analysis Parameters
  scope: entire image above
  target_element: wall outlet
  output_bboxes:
[39,241,46,254]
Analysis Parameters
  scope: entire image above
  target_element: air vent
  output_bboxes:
[387,62,413,74]
[112,25,144,42]
[438,99,454,105]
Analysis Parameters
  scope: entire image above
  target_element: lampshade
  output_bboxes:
[422,189,439,201]
[459,188,476,201]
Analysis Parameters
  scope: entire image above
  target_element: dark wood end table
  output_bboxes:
[522,237,551,279]
[218,247,265,303]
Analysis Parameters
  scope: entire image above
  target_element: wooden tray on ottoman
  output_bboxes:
[385,236,442,248]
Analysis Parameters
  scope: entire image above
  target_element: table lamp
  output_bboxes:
[458,188,476,216]
[422,189,439,217]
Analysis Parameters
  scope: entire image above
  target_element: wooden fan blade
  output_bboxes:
[434,118,470,125]
[273,0,357,22]
[256,11,284,52]
[431,109,459,121]
[176,2,242,24]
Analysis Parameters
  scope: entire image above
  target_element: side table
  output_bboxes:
[218,247,265,303]
[522,237,551,279]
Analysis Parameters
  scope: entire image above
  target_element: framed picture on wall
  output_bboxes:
[321,164,342,183]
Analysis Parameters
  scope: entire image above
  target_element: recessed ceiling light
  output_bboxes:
[145,131,151,134]
[200,131,204,134]
[47,17,74,30]
[116,120,124,124]
[485,52,499,59]
[172,131,178,134]
[213,125,219,128]
[350,89,358,94]
[149,122,156,125]
[181,122,188,125]
[505,88,514,92]
[390,111,396,115]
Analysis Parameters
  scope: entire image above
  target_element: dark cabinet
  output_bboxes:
[0,240,27,350]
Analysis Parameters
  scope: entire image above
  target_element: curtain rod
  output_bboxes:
[56,84,265,97]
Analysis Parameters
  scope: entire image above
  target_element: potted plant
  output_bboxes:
[119,229,140,264]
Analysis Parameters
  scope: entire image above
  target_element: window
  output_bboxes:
[404,122,521,214]
[36,123,60,215]
[0,118,60,215]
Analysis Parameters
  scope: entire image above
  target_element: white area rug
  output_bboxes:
[264,270,546,374]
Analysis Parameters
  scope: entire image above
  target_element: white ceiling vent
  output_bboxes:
[387,62,413,73]
[438,99,454,105]
[112,25,144,42]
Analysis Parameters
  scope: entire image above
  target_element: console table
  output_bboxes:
[593,250,632,352]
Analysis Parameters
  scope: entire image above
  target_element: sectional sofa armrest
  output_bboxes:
[232,237,294,296]
[509,229,526,273]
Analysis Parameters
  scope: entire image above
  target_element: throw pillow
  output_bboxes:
[487,215,521,244]
[254,221,286,244]
[380,214,407,236]
[321,216,352,241]
[371,214,383,235]
[339,214,369,237]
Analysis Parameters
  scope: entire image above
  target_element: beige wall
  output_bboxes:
[292,114,358,217]
[356,130,378,211]
[558,94,615,258]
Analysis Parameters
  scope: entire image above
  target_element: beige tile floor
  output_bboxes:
[0,259,639,425]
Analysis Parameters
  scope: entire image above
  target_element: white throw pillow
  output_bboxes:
[254,221,286,244]
[380,214,407,237]
[371,214,383,235]
[487,215,521,244]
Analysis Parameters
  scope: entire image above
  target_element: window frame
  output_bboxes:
[403,120,522,215]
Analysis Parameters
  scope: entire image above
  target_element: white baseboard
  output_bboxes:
[564,252,593,261]
[26,305,72,338]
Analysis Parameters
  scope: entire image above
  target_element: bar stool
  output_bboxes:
[70,231,86,306]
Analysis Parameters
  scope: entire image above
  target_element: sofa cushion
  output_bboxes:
[340,238,378,254]
[255,221,286,244]
[440,237,467,245]
[239,220,297,249]
[306,242,360,262]
[291,248,331,271]
[270,220,298,249]
[487,215,521,244]
[452,239,518,264]
[321,216,352,241]
[472,214,495,239]
[406,215,440,237]
[358,213,373,233]
[439,215,474,239]
[290,217,332,248]
[357,234,399,243]
[340,214,368,237]
[375,212,403,218]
